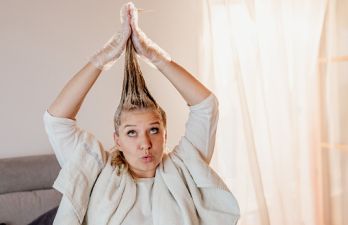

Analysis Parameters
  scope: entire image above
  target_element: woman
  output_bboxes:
[43,2,239,225]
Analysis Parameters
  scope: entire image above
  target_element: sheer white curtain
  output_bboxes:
[197,0,334,224]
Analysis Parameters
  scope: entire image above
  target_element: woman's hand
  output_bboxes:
[128,3,171,67]
[89,2,132,70]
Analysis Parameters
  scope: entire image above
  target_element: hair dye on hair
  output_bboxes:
[111,39,166,176]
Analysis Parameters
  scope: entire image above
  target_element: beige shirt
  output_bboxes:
[44,94,240,225]
[122,178,154,225]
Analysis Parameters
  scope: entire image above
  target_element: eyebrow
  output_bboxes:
[123,121,160,129]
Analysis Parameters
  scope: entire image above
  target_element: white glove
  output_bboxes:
[129,3,171,67]
[89,3,132,70]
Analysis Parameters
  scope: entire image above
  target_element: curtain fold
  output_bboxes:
[319,0,348,224]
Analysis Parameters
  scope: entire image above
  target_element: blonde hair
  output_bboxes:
[111,39,166,176]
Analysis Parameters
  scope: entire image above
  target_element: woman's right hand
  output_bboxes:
[89,2,132,70]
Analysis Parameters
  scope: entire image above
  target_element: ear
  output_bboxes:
[113,132,122,151]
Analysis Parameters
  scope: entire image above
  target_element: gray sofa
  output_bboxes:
[0,154,62,225]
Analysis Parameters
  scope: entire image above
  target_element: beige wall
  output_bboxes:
[0,0,203,158]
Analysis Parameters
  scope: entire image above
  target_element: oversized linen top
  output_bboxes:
[43,94,240,225]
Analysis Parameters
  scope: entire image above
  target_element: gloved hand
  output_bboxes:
[89,2,132,70]
[129,3,171,67]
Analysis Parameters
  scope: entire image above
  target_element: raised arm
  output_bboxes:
[156,61,211,106]
[48,63,102,119]
[44,3,133,166]
[128,3,211,106]
[49,4,132,119]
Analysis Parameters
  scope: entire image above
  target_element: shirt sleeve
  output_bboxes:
[43,110,106,167]
[180,94,219,164]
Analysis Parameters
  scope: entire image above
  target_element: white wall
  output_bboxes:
[0,0,203,158]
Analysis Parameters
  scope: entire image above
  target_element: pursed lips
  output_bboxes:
[141,154,153,162]
[142,154,152,158]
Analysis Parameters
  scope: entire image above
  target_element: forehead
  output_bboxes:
[120,109,162,126]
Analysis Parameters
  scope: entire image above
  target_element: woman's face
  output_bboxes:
[114,109,166,178]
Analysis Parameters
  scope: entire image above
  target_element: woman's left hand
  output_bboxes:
[128,3,171,67]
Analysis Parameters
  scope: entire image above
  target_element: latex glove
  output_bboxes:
[129,3,171,67]
[89,3,132,70]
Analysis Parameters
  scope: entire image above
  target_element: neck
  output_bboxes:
[130,168,156,179]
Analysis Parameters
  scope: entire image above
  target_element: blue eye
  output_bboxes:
[127,130,137,137]
[150,127,159,134]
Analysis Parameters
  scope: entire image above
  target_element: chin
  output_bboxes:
[136,159,160,173]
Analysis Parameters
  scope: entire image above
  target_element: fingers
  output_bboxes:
[120,2,133,26]
[119,2,132,44]
[126,2,148,57]
[120,3,128,24]
[129,2,139,30]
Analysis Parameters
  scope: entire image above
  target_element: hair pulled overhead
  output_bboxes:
[111,38,166,176]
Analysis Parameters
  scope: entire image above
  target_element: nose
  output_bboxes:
[139,133,152,152]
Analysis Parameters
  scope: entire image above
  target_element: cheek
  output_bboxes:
[152,135,165,149]
[118,139,137,153]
